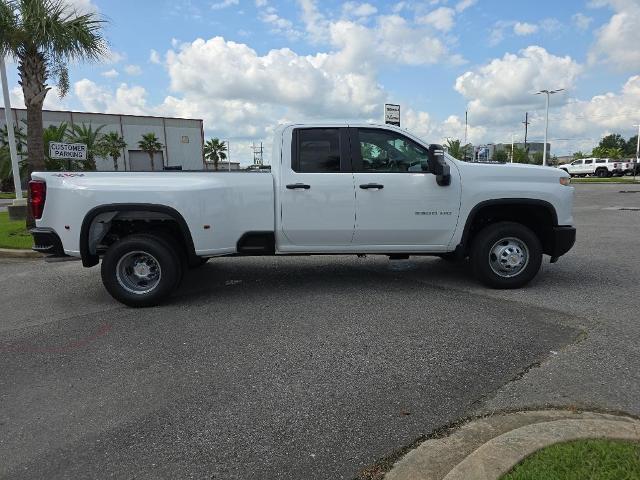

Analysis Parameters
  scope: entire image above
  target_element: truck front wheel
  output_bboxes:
[101,234,183,307]
[470,222,542,289]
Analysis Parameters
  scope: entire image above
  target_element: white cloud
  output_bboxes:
[572,13,593,31]
[149,50,161,64]
[589,0,640,72]
[164,37,385,120]
[455,46,582,128]
[1,85,67,110]
[404,108,486,146]
[513,22,538,36]
[104,49,125,65]
[455,0,477,13]
[418,7,456,32]
[124,64,143,76]
[342,2,378,18]
[101,69,119,79]
[64,0,99,14]
[74,79,150,115]
[546,75,640,151]
[211,0,239,10]
[490,18,560,45]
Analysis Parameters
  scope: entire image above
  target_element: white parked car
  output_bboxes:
[29,123,576,307]
[619,159,637,176]
[558,158,623,177]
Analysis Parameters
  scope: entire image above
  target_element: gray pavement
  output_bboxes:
[0,184,638,479]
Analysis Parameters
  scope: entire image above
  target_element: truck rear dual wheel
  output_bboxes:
[470,222,542,289]
[101,234,183,307]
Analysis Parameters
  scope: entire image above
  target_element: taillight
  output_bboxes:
[28,180,46,219]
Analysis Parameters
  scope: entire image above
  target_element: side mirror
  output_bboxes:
[428,144,451,186]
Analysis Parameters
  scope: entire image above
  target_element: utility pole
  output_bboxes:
[0,57,23,202]
[225,140,231,171]
[522,112,530,151]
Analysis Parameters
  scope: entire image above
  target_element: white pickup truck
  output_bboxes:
[29,123,576,307]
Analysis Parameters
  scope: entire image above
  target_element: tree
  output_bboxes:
[203,138,227,171]
[572,151,587,159]
[625,135,638,157]
[0,0,107,174]
[445,138,463,160]
[592,146,623,159]
[0,124,28,190]
[97,132,127,171]
[508,145,530,164]
[532,151,544,165]
[43,122,68,170]
[598,133,626,151]
[492,149,508,163]
[66,123,104,170]
[138,133,163,171]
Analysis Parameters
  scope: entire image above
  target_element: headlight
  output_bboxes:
[559,177,571,186]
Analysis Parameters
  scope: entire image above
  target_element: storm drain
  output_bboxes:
[619,190,640,194]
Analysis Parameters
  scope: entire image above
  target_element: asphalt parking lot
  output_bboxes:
[1,184,639,479]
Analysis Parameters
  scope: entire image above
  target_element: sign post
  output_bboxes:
[384,104,401,127]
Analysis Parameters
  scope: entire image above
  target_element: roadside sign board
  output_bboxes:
[384,104,401,127]
[49,142,87,160]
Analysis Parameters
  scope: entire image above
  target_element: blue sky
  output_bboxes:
[3,0,640,163]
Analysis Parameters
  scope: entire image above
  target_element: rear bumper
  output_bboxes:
[549,226,576,258]
[30,228,67,257]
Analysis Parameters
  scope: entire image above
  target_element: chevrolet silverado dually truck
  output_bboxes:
[29,123,576,307]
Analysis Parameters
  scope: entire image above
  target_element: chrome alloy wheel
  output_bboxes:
[116,251,162,295]
[488,237,529,278]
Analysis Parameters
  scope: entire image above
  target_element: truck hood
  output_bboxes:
[450,158,568,182]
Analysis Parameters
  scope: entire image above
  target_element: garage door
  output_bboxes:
[128,150,165,171]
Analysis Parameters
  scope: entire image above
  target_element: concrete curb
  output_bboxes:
[385,410,640,480]
[0,248,41,259]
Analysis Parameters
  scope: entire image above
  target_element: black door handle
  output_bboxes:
[359,183,384,189]
[286,183,311,190]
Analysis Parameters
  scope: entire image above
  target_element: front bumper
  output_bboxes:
[548,226,576,259]
[30,228,67,257]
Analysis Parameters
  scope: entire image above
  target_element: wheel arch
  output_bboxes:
[80,203,196,267]
[459,199,558,256]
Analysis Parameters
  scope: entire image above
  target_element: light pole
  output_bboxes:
[0,56,23,202]
[225,140,231,171]
[633,124,640,180]
[535,89,564,167]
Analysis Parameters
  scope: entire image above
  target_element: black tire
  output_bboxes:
[470,222,542,289]
[596,168,607,178]
[101,234,183,307]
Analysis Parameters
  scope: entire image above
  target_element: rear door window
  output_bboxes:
[294,128,342,173]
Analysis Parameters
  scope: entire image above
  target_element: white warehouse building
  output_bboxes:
[0,108,205,171]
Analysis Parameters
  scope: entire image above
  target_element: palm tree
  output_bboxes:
[43,122,68,170]
[445,138,463,160]
[0,0,106,173]
[97,132,127,171]
[138,133,163,171]
[66,123,104,170]
[204,138,227,171]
